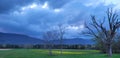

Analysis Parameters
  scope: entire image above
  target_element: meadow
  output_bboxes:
[0,49,120,58]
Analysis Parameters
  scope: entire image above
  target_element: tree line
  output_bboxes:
[0,44,94,49]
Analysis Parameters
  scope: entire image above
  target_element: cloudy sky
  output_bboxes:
[0,0,120,38]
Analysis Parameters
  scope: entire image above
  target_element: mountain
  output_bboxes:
[0,32,43,45]
[54,38,94,45]
[0,32,94,45]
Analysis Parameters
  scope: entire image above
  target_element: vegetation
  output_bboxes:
[43,30,59,55]
[84,8,120,57]
[57,24,66,55]
[0,49,120,58]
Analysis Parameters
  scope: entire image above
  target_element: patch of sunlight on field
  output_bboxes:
[52,50,100,54]
[52,51,86,54]
[31,49,100,55]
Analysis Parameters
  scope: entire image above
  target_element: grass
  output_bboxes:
[0,49,119,58]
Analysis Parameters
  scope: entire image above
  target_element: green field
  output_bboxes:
[0,49,120,58]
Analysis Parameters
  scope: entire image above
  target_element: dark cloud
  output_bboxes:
[38,0,72,8]
[0,0,117,38]
[0,0,34,13]
[0,0,71,14]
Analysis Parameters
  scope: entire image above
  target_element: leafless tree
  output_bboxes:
[57,24,65,55]
[83,8,120,57]
[43,30,59,55]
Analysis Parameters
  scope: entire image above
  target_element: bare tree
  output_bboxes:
[83,8,120,57]
[43,30,59,55]
[57,24,65,55]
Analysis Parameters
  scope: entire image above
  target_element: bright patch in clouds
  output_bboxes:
[42,1,49,9]
[84,0,120,9]
[21,3,38,11]
[30,3,37,9]
[20,2,49,11]
[14,2,51,15]
[68,26,79,30]
[104,0,120,9]
[19,2,63,14]
[67,24,84,31]
[54,9,62,13]
[79,25,84,29]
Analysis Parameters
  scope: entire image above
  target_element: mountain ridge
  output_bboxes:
[0,32,94,45]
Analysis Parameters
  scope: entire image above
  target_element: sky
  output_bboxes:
[0,0,120,39]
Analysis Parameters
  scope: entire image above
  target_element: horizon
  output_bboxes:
[0,31,90,39]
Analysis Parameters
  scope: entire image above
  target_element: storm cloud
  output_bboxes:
[0,0,119,38]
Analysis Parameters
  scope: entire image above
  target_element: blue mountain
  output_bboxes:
[54,38,94,45]
[0,32,94,45]
[0,32,43,45]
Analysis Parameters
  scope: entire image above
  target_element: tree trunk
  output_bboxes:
[60,36,63,55]
[108,45,112,57]
[60,45,62,55]
[60,41,63,55]
[49,44,52,56]
[49,48,52,55]
[107,44,112,57]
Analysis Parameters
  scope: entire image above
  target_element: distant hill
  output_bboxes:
[0,32,43,45]
[0,32,94,45]
[54,38,94,45]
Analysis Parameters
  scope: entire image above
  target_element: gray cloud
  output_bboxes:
[38,0,72,8]
[0,0,34,13]
[0,0,117,38]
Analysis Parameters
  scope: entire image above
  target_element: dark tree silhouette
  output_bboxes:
[84,8,120,57]
[57,24,65,55]
[43,30,59,55]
